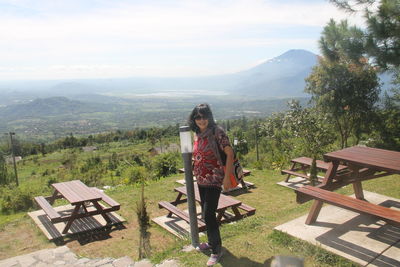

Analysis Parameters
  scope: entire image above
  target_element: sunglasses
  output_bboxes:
[194,115,208,120]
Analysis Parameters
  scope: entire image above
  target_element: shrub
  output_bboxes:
[80,156,102,173]
[0,185,35,213]
[125,166,147,184]
[46,177,58,187]
[108,152,119,170]
[153,152,179,178]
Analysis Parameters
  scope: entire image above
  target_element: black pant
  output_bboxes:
[198,186,222,254]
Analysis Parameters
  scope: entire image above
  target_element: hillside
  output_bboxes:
[0,96,308,140]
[0,97,115,119]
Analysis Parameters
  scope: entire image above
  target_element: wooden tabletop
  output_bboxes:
[174,185,242,210]
[324,146,400,174]
[52,180,102,204]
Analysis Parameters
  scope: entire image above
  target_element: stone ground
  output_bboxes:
[0,246,180,267]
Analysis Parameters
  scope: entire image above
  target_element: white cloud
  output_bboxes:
[0,0,366,80]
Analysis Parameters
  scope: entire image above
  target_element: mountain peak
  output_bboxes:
[269,49,317,63]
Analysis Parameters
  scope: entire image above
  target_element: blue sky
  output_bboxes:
[0,0,364,80]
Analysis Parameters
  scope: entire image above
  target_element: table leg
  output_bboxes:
[92,201,112,224]
[216,208,227,223]
[321,161,339,186]
[62,204,81,234]
[348,164,365,200]
[169,193,183,217]
[305,200,323,225]
[285,162,297,182]
[48,190,60,205]
[231,206,242,218]
[353,182,365,200]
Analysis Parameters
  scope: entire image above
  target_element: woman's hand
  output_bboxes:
[223,176,232,190]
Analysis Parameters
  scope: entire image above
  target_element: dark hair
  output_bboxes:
[188,103,216,133]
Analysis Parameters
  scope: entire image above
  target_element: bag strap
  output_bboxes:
[213,127,226,165]
[213,127,236,165]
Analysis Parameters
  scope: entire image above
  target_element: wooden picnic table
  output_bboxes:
[281,156,348,182]
[34,180,120,234]
[158,184,255,231]
[295,146,400,226]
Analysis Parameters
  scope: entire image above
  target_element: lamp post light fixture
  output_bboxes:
[179,126,199,247]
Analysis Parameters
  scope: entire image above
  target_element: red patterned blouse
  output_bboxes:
[193,127,230,188]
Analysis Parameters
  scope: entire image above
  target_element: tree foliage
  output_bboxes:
[285,101,335,157]
[330,0,400,69]
[306,58,380,148]
[319,19,366,64]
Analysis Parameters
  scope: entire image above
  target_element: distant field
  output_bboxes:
[0,95,308,141]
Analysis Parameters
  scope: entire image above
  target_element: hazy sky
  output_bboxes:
[0,0,364,81]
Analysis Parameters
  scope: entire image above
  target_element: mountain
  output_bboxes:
[0,97,114,120]
[0,49,318,101]
[231,49,318,97]
[1,49,395,101]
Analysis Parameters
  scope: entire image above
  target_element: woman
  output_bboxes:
[188,103,234,266]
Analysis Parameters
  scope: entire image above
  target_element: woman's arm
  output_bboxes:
[223,145,234,190]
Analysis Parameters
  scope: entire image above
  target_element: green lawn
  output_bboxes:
[2,164,399,266]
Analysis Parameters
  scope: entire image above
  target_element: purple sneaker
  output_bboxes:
[207,252,223,266]
[196,242,211,252]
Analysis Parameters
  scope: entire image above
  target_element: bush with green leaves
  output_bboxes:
[125,165,148,184]
[108,152,119,170]
[0,185,35,213]
[0,155,10,186]
[153,152,179,178]
[80,156,102,173]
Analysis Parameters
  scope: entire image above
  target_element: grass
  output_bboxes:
[1,157,399,266]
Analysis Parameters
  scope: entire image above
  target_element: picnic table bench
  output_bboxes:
[158,185,256,231]
[294,146,400,226]
[281,156,348,182]
[34,180,120,234]
[296,185,400,226]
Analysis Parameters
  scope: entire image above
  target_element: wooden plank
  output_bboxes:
[158,201,206,231]
[238,203,256,216]
[281,169,310,179]
[34,196,62,221]
[91,187,120,209]
[291,157,347,171]
[243,169,251,176]
[324,146,400,174]
[296,186,400,226]
[174,185,241,211]
[52,180,101,204]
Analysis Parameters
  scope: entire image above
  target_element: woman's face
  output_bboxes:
[194,113,209,133]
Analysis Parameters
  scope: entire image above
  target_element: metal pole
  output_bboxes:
[255,125,259,161]
[179,126,199,247]
[9,132,19,186]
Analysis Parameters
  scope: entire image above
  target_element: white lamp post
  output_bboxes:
[179,126,199,247]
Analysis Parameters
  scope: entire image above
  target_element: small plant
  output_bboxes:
[136,176,151,259]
